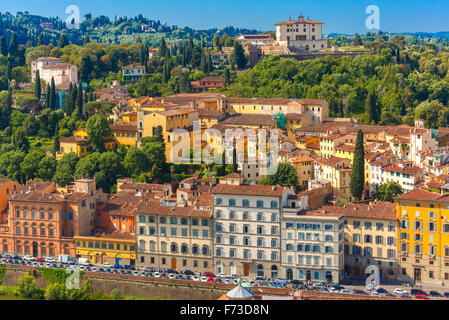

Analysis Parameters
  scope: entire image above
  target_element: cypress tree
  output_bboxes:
[207,53,213,74]
[35,70,41,99]
[159,37,167,58]
[5,60,12,81]
[58,33,69,48]
[53,125,60,155]
[365,89,379,124]
[37,33,44,46]
[0,36,7,56]
[223,68,230,86]
[8,32,18,58]
[65,83,73,115]
[83,35,90,46]
[46,85,51,108]
[350,130,365,202]
[199,52,207,73]
[49,77,56,109]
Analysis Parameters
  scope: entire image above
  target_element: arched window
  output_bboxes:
[192,245,199,254]
[40,224,45,236]
[48,224,54,237]
[49,243,54,256]
[286,268,293,280]
[150,241,155,252]
[139,240,146,251]
[181,243,188,253]
[202,246,209,255]
[161,242,167,252]
[41,243,46,256]
[271,265,278,278]
[170,243,178,253]
[414,243,422,254]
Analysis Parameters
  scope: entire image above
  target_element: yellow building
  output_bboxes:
[319,133,348,159]
[137,108,198,163]
[285,113,312,131]
[395,188,449,285]
[338,202,399,280]
[110,122,138,149]
[75,232,136,266]
[319,156,352,202]
[288,156,314,187]
[57,136,92,160]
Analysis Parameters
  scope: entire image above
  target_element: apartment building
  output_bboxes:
[316,156,352,202]
[281,199,344,283]
[122,64,146,82]
[39,63,78,90]
[381,161,424,192]
[275,14,329,51]
[0,179,105,257]
[341,202,398,280]
[212,174,295,277]
[31,57,61,82]
[135,201,214,272]
[396,189,449,285]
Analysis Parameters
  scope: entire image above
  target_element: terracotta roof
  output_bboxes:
[382,164,423,175]
[285,113,304,120]
[335,144,355,152]
[60,136,89,144]
[276,18,323,25]
[198,108,223,118]
[226,97,294,105]
[84,231,135,240]
[335,201,396,220]
[155,107,195,117]
[122,64,145,69]
[220,114,277,127]
[296,99,326,105]
[212,183,287,197]
[136,201,212,218]
[110,122,137,131]
[41,63,75,69]
[395,188,443,202]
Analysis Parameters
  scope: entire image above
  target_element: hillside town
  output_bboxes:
[2,7,449,302]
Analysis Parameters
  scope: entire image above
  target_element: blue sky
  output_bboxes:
[3,0,449,34]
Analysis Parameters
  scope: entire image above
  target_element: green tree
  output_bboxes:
[0,36,7,56]
[259,162,299,188]
[86,115,111,152]
[58,33,69,48]
[34,70,41,99]
[83,35,90,46]
[123,147,148,177]
[231,42,248,69]
[372,182,403,202]
[350,130,365,202]
[17,272,40,299]
[49,77,56,109]
[21,149,46,180]
[365,89,379,124]
[38,156,57,181]
[53,153,79,186]
[12,127,29,153]
[353,33,362,46]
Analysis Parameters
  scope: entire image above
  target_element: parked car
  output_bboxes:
[415,294,430,300]
[376,287,388,294]
[331,284,345,291]
[411,289,428,296]
[207,277,215,283]
[23,255,34,261]
[321,287,330,293]
[203,271,215,277]
[215,278,223,283]
[185,275,192,281]
[393,288,407,295]
[32,262,38,267]
[98,268,105,273]
[192,276,200,281]
[153,272,161,278]
[217,273,227,278]
[143,266,151,272]
[168,274,176,279]
[35,257,45,262]
[371,292,381,297]
[161,273,168,278]
[429,290,442,297]
[184,270,195,275]
[103,263,113,268]
[91,267,97,272]
[353,289,367,295]
[113,264,124,269]
[45,257,56,263]
[224,279,231,284]
[200,276,208,282]
[2,254,11,259]
[444,292,449,298]
[12,255,20,260]
[167,269,176,274]
[341,289,352,294]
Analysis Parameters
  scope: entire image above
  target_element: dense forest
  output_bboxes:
[227,36,449,128]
